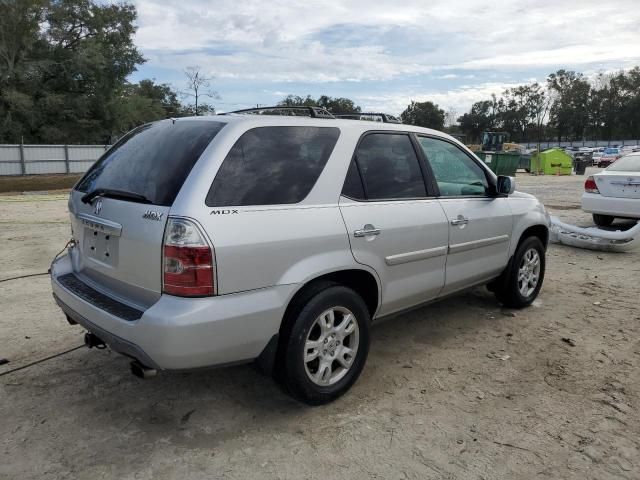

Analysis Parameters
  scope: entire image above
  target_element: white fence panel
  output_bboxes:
[69,161,96,173]
[24,145,66,161]
[0,144,109,176]
[0,162,22,175]
[25,162,64,175]
[68,145,108,161]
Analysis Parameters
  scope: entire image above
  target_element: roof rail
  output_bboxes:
[334,112,402,124]
[223,106,335,119]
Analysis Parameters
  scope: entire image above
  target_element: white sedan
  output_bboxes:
[582,152,640,226]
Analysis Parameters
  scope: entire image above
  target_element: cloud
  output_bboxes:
[130,0,640,113]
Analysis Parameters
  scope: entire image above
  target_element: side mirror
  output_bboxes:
[496,175,516,195]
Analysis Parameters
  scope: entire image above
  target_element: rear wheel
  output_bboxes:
[494,236,545,308]
[278,284,370,405]
[593,214,614,227]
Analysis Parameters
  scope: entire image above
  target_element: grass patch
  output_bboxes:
[0,174,81,194]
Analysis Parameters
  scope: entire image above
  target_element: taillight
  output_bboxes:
[162,218,215,297]
[584,176,599,194]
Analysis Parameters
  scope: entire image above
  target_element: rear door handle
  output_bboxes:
[450,215,469,226]
[354,224,381,237]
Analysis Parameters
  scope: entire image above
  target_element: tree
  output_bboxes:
[400,101,445,130]
[458,98,498,142]
[182,66,219,116]
[108,79,183,137]
[547,70,590,141]
[277,95,361,113]
[278,95,318,107]
[0,0,148,143]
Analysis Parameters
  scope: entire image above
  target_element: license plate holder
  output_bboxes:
[84,227,118,265]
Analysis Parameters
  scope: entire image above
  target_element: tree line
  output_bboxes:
[0,0,212,144]
[456,68,640,143]
[2,1,639,145]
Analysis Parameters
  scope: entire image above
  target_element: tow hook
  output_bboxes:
[130,360,157,379]
[84,332,106,349]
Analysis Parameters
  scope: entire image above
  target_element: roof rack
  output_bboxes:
[334,113,402,124]
[223,106,335,119]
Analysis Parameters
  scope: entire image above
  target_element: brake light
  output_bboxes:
[584,176,599,194]
[163,218,215,296]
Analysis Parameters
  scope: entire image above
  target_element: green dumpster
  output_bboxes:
[474,151,521,176]
[530,148,572,175]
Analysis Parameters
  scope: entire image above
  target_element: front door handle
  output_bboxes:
[450,215,469,226]
[354,224,381,237]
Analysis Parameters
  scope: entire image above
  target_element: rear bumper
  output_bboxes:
[51,253,295,370]
[581,193,640,219]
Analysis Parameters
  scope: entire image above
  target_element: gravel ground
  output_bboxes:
[1,169,638,480]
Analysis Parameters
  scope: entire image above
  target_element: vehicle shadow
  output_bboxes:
[10,286,508,455]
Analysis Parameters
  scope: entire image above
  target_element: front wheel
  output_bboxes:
[494,236,546,308]
[278,284,371,405]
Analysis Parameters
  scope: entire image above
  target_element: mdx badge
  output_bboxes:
[143,210,164,221]
[210,209,239,215]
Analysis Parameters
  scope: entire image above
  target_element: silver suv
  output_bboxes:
[51,108,549,404]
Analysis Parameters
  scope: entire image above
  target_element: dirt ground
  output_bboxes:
[1,168,638,480]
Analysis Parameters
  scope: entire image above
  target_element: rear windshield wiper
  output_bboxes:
[81,188,151,205]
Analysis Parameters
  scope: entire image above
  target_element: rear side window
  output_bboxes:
[353,133,426,200]
[76,120,225,206]
[206,126,339,206]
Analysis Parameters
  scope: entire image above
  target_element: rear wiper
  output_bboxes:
[81,188,151,205]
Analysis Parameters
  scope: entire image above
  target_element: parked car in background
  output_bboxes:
[582,152,640,226]
[49,108,550,404]
[592,147,606,164]
[573,151,593,166]
[597,148,621,168]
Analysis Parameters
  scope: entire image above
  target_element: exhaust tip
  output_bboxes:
[130,360,157,379]
[84,332,105,349]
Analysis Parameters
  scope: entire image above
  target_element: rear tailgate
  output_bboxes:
[68,119,225,309]
[68,192,169,308]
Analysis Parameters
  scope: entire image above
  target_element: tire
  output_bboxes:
[277,283,370,405]
[494,236,545,309]
[593,214,614,227]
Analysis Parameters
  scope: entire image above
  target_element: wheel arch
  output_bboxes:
[517,224,549,251]
[258,268,380,377]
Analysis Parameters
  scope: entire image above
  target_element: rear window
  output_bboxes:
[206,126,340,206]
[607,154,640,172]
[76,120,225,206]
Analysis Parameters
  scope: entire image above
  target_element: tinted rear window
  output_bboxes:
[206,126,340,206]
[76,120,225,206]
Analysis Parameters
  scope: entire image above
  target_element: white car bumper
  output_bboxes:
[581,192,640,219]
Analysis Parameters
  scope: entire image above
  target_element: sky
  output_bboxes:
[128,0,640,116]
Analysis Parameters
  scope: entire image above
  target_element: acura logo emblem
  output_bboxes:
[94,199,103,215]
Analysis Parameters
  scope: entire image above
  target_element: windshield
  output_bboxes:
[607,155,640,172]
[604,148,619,154]
[76,120,225,206]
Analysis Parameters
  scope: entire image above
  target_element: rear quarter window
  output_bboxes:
[206,126,340,207]
[76,120,225,206]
